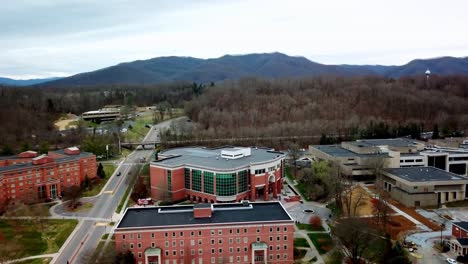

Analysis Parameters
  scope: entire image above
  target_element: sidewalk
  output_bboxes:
[294,225,325,264]
[360,184,431,231]
[4,254,57,264]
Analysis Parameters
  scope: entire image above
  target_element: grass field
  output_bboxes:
[297,223,325,232]
[116,184,132,213]
[15,258,52,264]
[294,238,309,247]
[0,219,77,260]
[82,164,116,197]
[307,233,334,254]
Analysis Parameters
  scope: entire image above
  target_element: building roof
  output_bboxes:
[0,149,94,173]
[310,145,388,158]
[457,238,468,246]
[116,201,292,229]
[454,222,468,231]
[350,138,420,148]
[384,167,468,182]
[152,147,284,170]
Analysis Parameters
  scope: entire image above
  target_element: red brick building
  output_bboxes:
[0,147,96,205]
[150,147,285,203]
[450,222,468,256]
[114,201,294,264]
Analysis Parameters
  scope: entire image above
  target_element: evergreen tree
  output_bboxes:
[97,163,106,179]
[433,124,440,139]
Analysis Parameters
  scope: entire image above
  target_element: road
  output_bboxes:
[53,117,180,264]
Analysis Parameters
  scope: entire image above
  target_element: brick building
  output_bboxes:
[114,201,294,264]
[0,147,96,205]
[450,222,468,256]
[150,147,285,203]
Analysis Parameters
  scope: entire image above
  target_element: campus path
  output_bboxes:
[4,253,57,264]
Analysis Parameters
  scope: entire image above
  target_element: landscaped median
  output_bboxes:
[82,163,117,197]
[0,219,78,261]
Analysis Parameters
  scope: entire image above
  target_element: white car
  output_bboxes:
[446,258,457,264]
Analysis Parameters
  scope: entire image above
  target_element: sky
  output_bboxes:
[1,0,468,79]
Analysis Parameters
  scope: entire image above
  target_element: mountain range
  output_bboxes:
[0,77,62,86]
[2,52,468,86]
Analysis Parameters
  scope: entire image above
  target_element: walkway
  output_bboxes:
[360,184,431,231]
[294,225,325,264]
[4,253,57,264]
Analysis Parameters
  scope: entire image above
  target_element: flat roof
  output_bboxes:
[310,145,388,158]
[0,150,94,173]
[152,147,284,170]
[349,138,420,148]
[385,167,468,182]
[116,201,292,229]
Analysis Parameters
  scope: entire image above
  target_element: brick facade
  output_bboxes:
[0,147,96,206]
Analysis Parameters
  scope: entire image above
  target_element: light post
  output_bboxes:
[440,222,446,246]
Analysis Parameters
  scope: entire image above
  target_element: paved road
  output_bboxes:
[52,118,179,264]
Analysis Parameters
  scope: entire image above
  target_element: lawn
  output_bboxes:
[294,248,308,259]
[82,164,116,197]
[116,183,132,213]
[124,117,151,142]
[0,219,78,260]
[307,233,334,254]
[294,238,309,247]
[15,258,52,264]
[297,223,325,232]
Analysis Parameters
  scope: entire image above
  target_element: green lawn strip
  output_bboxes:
[116,184,132,213]
[307,233,334,254]
[15,258,52,264]
[125,117,150,142]
[82,164,116,197]
[294,238,309,247]
[297,223,325,232]
[102,233,109,240]
[0,219,77,260]
[285,166,310,201]
[294,248,308,259]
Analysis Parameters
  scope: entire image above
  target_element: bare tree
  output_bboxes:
[63,185,83,209]
[287,142,301,178]
[334,218,378,264]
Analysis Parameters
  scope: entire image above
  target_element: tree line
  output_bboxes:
[0,82,198,154]
[183,75,468,146]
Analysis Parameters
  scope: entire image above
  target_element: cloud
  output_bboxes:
[1,0,468,78]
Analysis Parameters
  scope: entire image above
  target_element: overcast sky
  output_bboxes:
[1,0,468,79]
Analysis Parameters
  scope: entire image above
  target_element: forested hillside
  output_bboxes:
[184,75,468,140]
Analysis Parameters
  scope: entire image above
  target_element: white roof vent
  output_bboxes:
[221,147,251,160]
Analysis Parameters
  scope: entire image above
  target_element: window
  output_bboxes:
[130,243,134,249]
[218,239,222,244]
[192,170,202,192]
[138,243,142,248]
[172,241,176,247]
[151,233,155,238]
[137,233,141,239]
[277,254,280,260]
[256,228,260,233]
[236,247,240,252]
[284,254,288,259]
[122,235,126,240]
[172,232,176,237]
[211,239,215,245]
[238,170,248,193]
[229,247,233,253]
[199,231,202,236]
[165,232,168,237]
[130,234,134,239]
[243,237,248,243]
[204,171,215,194]
[173,250,177,256]
[138,252,142,258]
[284,245,288,250]
[198,239,202,245]
[229,238,233,244]
[211,249,215,254]
[191,240,195,246]
[254,169,266,175]
[277,227,280,232]
[269,236,273,242]
[165,251,169,256]
[151,242,155,248]
[191,231,194,236]
[284,235,288,241]
[167,170,172,190]
[236,229,240,234]
[236,238,240,244]
[181,250,184,256]
[284,227,288,232]
[180,241,184,246]
[269,227,273,232]
[219,248,222,253]
[244,228,247,233]
[165,241,169,247]
[185,168,191,189]
[180,232,184,237]
[211,230,215,235]
[277,236,280,241]
[191,249,195,255]
[218,230,222,235]
[198,249,203,255]
[216,173,236,196]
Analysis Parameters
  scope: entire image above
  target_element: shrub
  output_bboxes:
[309,216,322,227]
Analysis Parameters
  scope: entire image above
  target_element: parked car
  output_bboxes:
[447,258,457,264]
[117,171,121,176]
